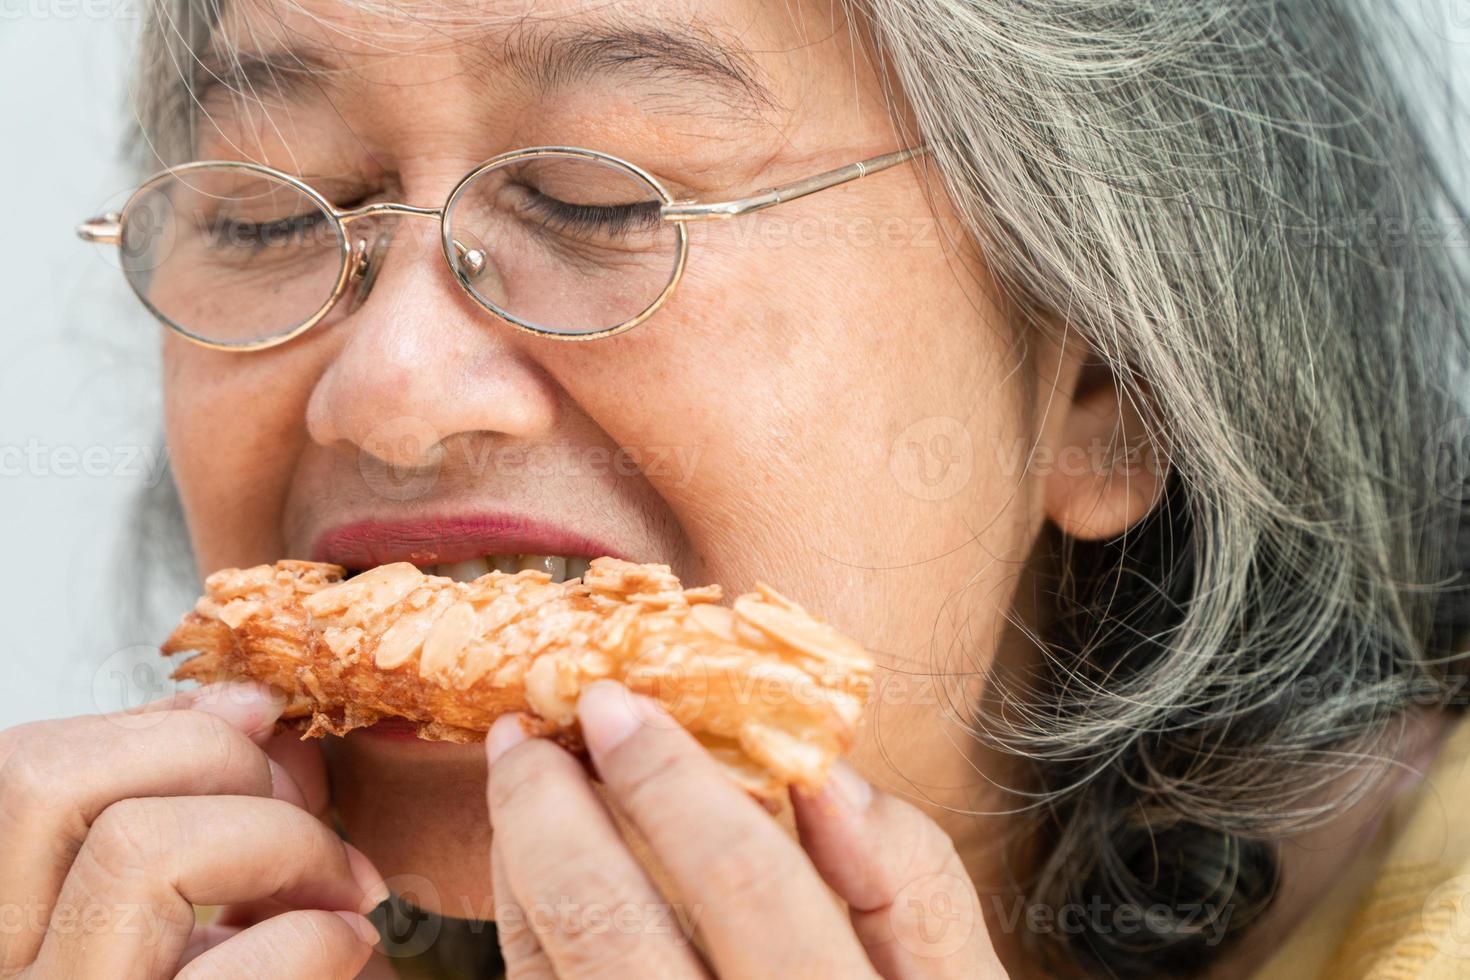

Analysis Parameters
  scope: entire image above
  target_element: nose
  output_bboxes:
[305,222,559,469]
[344,216,496,315]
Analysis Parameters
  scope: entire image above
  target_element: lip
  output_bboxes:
[311,513,624,569]
[352,718,488,756]
[361,718,428,739]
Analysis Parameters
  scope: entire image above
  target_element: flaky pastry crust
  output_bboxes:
[161,558,874,798]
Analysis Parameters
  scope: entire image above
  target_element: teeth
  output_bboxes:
[517,554,567,582]
[420,554,584,584]
[438,558,491,583]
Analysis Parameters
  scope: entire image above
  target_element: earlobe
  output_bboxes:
[1042,365,1169,542]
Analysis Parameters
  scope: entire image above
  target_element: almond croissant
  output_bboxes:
[161,558,874,798]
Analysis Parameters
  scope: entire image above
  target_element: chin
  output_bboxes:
[325,732,497,921]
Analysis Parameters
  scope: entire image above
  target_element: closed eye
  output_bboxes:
[520,191,664,239]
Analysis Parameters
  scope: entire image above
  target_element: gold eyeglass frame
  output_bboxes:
[77,143,928,348]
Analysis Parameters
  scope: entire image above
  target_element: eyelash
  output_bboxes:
[214,210,331,251]
[521,191,663,238]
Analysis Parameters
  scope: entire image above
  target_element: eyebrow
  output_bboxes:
[194,20,778,121]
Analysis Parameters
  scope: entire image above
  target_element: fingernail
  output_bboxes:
[486,714,529,765]
[577,681,657,756]
[188,682,287,738]
[333,910,381,946]
[267,758,308,809]
[825,760,873,813]
[343,842,391,912]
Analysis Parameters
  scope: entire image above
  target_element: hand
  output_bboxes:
[485,681,1005,978]
[0,682,388,979]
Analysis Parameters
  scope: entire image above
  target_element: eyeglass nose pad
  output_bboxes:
[452,239,487,280]
[345,231,392,314]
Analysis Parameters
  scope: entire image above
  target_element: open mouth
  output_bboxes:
[314,514,623,585]
[342,554,592,584]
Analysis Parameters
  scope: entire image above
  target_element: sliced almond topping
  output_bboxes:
[375,604,445,669]
[215,598,263,629]
[458,639,507,689]
[687,603,737,641]
[682,584,723,604]
[524,655,577,726]
[753,581,807,613]
[322,626,363,657]
[305,563,422,622]
[276,560,345,592]
[734,594,870,667]
[420,601,477,682]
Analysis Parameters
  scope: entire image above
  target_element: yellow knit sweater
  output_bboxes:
[1252,712,1470,979]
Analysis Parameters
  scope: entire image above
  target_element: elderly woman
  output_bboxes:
[4,0,1467,977]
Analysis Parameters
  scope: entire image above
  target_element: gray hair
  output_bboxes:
[125,1,1470,975]
[854,0,1470,973]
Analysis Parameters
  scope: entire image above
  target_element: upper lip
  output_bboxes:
[310,513,625,569]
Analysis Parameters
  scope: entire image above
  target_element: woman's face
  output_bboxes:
[164,0,1141,914]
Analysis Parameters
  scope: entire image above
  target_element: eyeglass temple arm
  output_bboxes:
[77,213,122,244]
[660,144,928,222]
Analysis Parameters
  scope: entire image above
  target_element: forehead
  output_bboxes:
[201,0,856,123]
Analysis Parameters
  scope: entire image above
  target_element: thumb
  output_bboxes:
[792,762,1005,979]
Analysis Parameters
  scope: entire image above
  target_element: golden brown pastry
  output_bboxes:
[161,558,874,799]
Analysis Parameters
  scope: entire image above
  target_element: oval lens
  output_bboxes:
[120,165,346,346]
[444,152,682,337]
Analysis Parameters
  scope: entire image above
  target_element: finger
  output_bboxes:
[577,682,877,979]
[178,923,244,968]
[261,727,330,816]
[792,762,999,979]
[126,680,286,735]
[176,909,378,980]
[486,715,709,979]
[0,684,296,970]
[32,795,388,978]
[491,837,556,980]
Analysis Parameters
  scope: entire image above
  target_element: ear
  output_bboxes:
[1042,360,1169,541]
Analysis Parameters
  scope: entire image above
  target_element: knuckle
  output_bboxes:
[0,725,91,829]
[525,899,645,977]
[170,708,255,760]
[497,929,553,978]
[0,742,62,816]
[82,798,175,882]
[502,854,658,975]
[527,852,624,910]
[487,740,570,813]
[607,736,696,816]
[0,719,41,762]
[909,818,964,880]
[871,803,965,898]
[701,844,793,912]
[493,903,543,959]
[547,924,645,977]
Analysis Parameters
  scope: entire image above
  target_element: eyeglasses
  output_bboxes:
[76,144,927,348]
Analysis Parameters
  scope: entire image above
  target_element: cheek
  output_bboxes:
[559,218,1041,670]
[162,338,314,572]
